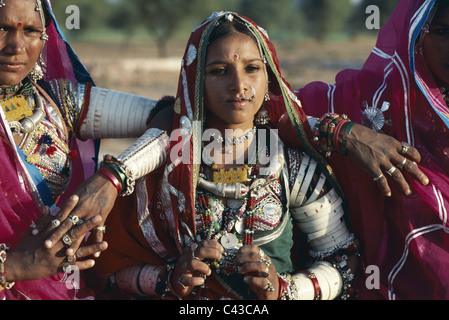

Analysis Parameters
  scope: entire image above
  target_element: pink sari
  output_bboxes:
[0,0,96,300]
[299,0,449,299]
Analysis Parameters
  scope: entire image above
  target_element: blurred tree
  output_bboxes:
[238,0,301,34]
[109,0,203,57]
[346,0,400,36]
[300,0,353,41]
[51,0,110,39]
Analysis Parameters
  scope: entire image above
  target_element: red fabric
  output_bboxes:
[299,0,449,300]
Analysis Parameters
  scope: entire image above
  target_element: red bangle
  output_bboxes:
[300,270,321,300]
[97,167,122,195]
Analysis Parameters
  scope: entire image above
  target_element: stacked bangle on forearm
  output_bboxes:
[100,128,170,197]
[312,113,354,157]
[0,244,14,291]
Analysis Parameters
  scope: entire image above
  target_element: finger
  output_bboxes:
[177,274,205,288]
[31,206,52,236]
[66,241,108,260]
[401,159,430,186]
[384,165,412,196]
[180,257,211,276]
[398,142,421,163]
[44,195,80,248]
[66,215,102,246]
[73,259,96,271]
[373,172,392,197]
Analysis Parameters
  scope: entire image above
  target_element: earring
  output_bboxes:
[254,107,270,126]
[29,56,45,82]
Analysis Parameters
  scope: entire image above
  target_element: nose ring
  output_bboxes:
[243,86,256,101]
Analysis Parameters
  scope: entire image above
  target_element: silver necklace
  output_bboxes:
[8,86,46,136]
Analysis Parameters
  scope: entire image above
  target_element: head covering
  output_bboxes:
[299,0,449,299]
[96,12,343,297]
[0,0,95,300]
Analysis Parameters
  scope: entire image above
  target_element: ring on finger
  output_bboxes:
[95,226,106,233]
[178,276,187,289]
[400,142,410,155]
[260,257,272,267]
[51,219,61,228]
[62,233,72,246]
[62,262,72,273]
[263,279,275,292]
[259,267,270,278]
[373,174,384,182]
[385,166,397,177]
[68,215,80,226]
[67,255,76,263]
[396,157,407,170]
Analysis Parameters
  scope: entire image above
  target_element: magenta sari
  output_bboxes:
[298,0,449,299]
[0,1,97,300]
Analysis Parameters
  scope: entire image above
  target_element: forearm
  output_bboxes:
[100,128,170,196]
[79,87,158,140]
[113,263,176,298]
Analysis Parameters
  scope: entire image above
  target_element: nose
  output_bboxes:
[3,31,26,55]
[229,68,248,96]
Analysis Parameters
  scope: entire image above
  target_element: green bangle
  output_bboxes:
[340,122,355,156]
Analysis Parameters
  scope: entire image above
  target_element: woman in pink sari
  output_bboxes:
[0,0,168,299]
[299,0,449,299]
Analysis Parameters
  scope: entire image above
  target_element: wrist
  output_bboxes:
[0,244,16,290]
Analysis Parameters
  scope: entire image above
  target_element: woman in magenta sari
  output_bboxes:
[0,0,168,299]
[298,0,449,299]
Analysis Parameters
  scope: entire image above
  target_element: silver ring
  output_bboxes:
[396,157,407,170]
[67,255,76,263]
[373,174,384,182]
[68,215,80,226]
[385,166,397,177]
[260,257,272,267]
[263,279,275,292]
[51,219,61,228]
[178,276,187,289]
[62,262,72,273]
[95,226,106,233]
[400,142,410,155]
[62,233,72,246]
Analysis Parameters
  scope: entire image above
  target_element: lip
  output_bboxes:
[227,98,250,109]
[0,62,27,71]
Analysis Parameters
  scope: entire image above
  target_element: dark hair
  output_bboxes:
[208,17,257,48]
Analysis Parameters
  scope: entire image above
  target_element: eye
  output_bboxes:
[24,27,43,37]
[209,67,227,76]
[430,27,449,36]
[245,65,261,73]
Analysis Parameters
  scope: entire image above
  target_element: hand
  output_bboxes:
[5,196,107,282]
[170,241,223,297]
[344,123,429,197]
[235,245,279,300]
[45,172,118,253]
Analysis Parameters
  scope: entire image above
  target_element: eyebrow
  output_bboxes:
[206,57,264,68]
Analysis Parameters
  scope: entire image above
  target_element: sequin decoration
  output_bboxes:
[186,44,197,67]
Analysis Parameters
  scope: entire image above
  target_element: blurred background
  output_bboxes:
[50,0,399,155]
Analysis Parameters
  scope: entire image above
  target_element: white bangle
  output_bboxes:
[291,272,316,300]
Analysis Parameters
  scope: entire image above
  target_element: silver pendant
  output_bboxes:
[220,233,239,250]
